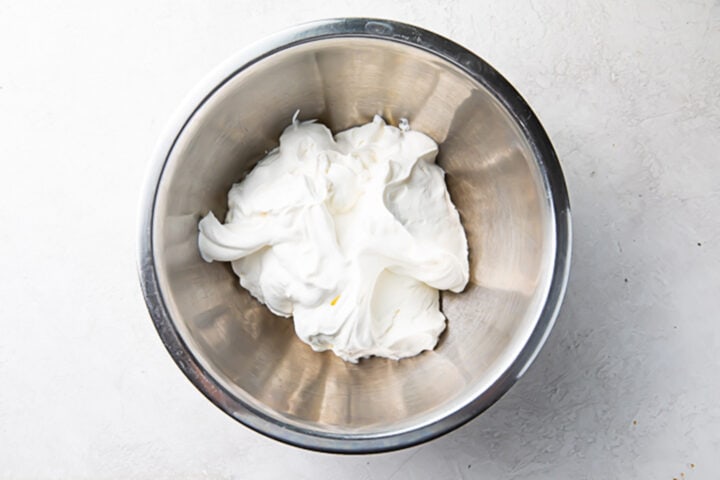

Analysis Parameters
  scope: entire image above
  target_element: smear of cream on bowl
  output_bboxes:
[198,114,469,362]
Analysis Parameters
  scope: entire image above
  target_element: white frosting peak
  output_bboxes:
[199,115,469,362]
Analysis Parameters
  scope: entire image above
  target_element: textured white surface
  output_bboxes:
[1,1,718,478]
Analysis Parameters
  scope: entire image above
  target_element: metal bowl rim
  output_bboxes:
[137,17,572,454]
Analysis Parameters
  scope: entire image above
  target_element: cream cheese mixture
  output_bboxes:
[198,114,469,362]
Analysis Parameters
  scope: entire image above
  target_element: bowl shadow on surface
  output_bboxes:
[389,217,632,474]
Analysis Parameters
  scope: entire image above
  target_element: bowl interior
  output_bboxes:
[152,37,555,436]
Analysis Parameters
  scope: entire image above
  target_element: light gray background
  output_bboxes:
[1,1,718,478]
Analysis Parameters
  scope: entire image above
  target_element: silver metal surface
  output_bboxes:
[138,18,571,453]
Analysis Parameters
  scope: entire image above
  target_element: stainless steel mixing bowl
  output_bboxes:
[138,18,571,453]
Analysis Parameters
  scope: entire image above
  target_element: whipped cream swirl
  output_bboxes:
[199,114,469,362]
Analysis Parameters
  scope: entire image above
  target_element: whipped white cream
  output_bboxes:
[198,114,469,362]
